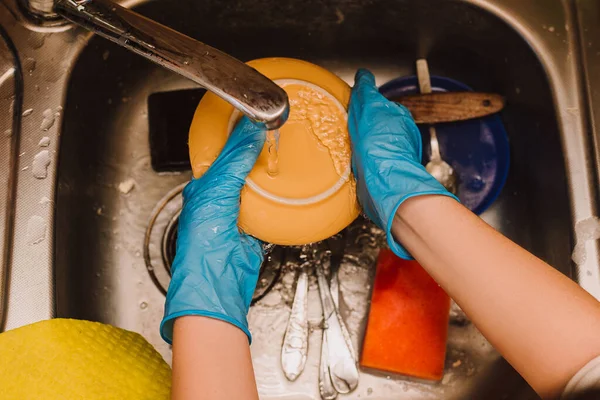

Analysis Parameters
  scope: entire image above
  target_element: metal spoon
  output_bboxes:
[318,259,356,399]
[319,331,338,400]
[318,242,344,399]
[426,125,457,194]
[318,236,348,399]
[326,234,355,361]
[281,261,310,381]
[416,59,457,194]
[329,268,356,360]
[316,261,359,394]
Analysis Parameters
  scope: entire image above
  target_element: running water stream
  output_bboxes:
[267,129,280,177]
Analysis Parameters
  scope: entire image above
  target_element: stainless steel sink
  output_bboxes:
[0,24,20,331]
[1,0,600,399]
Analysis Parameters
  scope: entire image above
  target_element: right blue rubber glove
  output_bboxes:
[348,69,459,259]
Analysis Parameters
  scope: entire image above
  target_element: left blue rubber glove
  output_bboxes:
[160,116,266,344]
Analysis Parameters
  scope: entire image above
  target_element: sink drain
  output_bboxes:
[144,183,283,302]
[161,210,180,275]
[143,183,184,296]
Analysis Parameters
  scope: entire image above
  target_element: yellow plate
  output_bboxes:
[189,57,360,245]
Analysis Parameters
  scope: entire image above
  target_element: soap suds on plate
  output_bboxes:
[283,82,350,178]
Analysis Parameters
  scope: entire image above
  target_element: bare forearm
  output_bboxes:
[392,195,600,398]
[172,316,259,400]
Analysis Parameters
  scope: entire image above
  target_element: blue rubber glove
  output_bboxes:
[160,117,265,344]
[348,69,459,259]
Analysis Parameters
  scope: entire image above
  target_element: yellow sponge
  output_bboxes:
[0,319,171,399]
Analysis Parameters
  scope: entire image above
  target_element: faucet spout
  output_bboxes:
[54,0,289,129]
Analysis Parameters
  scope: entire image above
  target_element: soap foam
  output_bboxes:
[281,81,350,178]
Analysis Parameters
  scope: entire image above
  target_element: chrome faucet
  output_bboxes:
[23,0,290,129]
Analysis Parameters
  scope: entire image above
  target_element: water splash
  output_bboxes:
[248,219,484,399]
[266,129,280,177]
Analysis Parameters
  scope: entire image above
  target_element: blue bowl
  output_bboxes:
[379,76,510,215]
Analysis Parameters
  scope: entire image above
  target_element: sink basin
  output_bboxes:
[1,0,598,399]
[55,0,567,398]
[0,26,20,330]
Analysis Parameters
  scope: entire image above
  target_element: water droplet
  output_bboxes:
[102,50,110,61]
[140,301,148,310]
[22,108,33,117]
[39,136,51,147]
[32,150,51,179]
[40,108,55,131]
[118,178,135,194]
[24,57,36,75]
[572,217,600,265]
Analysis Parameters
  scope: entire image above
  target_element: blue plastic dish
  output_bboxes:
[379,76,510,215]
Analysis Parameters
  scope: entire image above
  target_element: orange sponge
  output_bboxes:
[360,249,451,380]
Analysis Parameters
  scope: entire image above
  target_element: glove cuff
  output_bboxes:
[160,311,252,345]
[386,190,459,260]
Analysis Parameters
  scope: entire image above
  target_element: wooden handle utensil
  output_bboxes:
[392,92,505,124]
